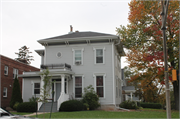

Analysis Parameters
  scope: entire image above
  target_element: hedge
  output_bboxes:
[59,100,84,111]
[17,102,37,112]
[139,102,162,109]
[119,100,139,109]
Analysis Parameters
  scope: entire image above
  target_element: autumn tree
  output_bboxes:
[15,46,34,64]
[116,0,179,110]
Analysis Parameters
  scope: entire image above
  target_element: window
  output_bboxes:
[96,49,103,63]
[72,48,84,65]
[34,83,40,95]
[75,76,82,98]
[93,47,105,64]
[13,68,18,79]
[75,50,81,62]
[4,66,8,75]
[96,76,104,97]
[3,87,7,97]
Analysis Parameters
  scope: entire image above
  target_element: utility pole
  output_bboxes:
[160,0,171,119]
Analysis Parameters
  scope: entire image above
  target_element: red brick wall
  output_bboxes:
[0,55,39,108]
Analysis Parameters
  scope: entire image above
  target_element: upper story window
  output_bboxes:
[13,68,18,79]
[4,66,8,75]
[3,87,7,97]
[93,47,105,64]
[72,48,84,65]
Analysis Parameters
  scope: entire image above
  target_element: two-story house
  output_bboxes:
[19,27,125,112]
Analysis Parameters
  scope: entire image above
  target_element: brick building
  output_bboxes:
[0,55,39,108]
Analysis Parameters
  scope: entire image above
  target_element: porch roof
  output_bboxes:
[18,69,74,78]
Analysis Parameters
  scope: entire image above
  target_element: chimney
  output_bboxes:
[70,25,73,32]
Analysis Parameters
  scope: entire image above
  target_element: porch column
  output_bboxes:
[61,74,65,94]
[40,75,44,96]
[130,92,133,101]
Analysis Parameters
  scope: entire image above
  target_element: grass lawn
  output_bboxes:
[10,111,33,116]
[31,109,179,118]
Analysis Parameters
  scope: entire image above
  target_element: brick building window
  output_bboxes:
[13,68,18,79]
[3,87,7,97]
[4,66,8,75]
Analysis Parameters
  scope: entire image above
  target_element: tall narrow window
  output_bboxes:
[13,68,18,79]
[75,50,81,62]
[96,76,104,97]
[96,49,103,63]
[3,87,7,97]
[4,66,8,75]
[34,83,40,95]
[75,76,82,98]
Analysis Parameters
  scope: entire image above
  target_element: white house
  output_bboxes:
[19,27,126,112]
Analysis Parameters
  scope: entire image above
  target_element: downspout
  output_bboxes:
[112,41,115,107]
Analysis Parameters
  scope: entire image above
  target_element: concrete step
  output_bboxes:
[38,102,58,112]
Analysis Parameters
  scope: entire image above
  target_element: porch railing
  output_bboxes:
[57,93,69,110]
[41,63,71,70]
[38,101,43,111]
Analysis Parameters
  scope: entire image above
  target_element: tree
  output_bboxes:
[10,75,23,109]
[15,46,34,64]
[116,0,179,110]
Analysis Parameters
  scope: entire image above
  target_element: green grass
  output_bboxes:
[30,110,179,118]
[10,111,33,115]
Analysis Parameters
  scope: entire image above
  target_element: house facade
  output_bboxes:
[0,55,39,108]
[19,28,125,111]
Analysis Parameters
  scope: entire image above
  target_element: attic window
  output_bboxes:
[57,52,62,58]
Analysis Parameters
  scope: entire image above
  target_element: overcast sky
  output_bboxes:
[1,0,130,68]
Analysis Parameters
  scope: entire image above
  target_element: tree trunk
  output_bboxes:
[173,81,179,110]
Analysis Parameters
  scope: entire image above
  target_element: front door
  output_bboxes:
[55,82,61,101]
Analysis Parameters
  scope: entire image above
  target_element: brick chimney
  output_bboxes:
[70,25,73,32]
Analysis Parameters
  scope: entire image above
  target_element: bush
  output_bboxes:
[119,100,139,109]
[17,102,37,112]
[10,76,23,108]
[140,102,162,109]
[59,99,84,111]
[82,85,100,110]
[13,102,20,110]
[29,97,38,102]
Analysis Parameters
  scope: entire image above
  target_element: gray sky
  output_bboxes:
[1,0,130,68]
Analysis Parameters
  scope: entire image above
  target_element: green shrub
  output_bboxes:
[13,102,20,110]
[140,102,162,109]
[119,100,139,109]
[17,102,37,112]
[59,99,84,111]
[10,76,23,108]
[29,97,38,102]
[82,85,100,110]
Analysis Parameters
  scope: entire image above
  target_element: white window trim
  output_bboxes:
[93,47,105,64]
[93,73,106,98]
[31,81,41,96]
[72,48,84,65]
[3,87,7,97]
[73,75,84,99]
[13,68,18,79]
[4,66,8,75]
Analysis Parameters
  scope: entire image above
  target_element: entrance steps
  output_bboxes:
[38,102,58,112]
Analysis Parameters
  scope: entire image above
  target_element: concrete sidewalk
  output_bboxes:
[24,112,49,117]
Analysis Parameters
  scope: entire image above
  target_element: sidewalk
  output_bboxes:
[24,112,49,117]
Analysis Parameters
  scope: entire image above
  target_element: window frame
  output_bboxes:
[72,48,84,65]
[13,68,18,79]
[3,87,7,97]
[4,66,8,75]
[32,82,41,95]
[93,73,106,98]
[93,47,105,64]
[73,75,84,98]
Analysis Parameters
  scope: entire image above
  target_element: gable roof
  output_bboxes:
[40,31,118,41]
